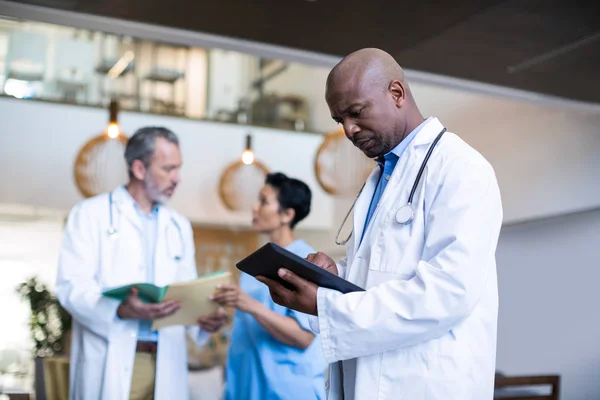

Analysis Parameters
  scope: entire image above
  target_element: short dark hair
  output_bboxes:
[124,127,179,177]
[265,172,312,229]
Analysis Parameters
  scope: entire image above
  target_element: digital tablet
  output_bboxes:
[236,242,364,294]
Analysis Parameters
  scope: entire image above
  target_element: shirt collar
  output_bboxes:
[118,186,159,217]
[376,116,433,167]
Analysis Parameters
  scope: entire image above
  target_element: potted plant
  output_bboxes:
[16,276,72,399]
[16,277,71,357]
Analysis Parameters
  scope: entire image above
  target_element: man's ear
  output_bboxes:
[130,159,147,181]
[389,80,407,108]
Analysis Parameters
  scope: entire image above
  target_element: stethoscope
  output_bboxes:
[335,128,447,246]
[107,191,186,261]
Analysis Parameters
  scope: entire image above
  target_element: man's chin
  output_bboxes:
[154,195,170,205]
[361,148,380,159]
[356,142,382,159]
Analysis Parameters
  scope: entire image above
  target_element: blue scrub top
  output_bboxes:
[224,239,327,400]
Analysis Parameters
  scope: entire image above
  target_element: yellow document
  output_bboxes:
[151,271,231,330]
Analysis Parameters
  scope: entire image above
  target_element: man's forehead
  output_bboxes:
[327,82,367,111]
[152,140,181,160]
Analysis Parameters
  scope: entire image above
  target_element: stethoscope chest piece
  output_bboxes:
[107,226,118,240]
[396,204,415,225]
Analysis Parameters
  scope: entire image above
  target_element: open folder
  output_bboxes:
[102,271,232,330]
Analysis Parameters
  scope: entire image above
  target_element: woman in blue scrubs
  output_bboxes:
[213,172,327,400]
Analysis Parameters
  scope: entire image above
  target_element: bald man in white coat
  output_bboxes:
[258,48,503,400]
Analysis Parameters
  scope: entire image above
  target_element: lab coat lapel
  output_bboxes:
[411,117,445,148]
[365,118,445,226]
[111,187,142,233]
[351,166,380,256]
[350,117,446,256]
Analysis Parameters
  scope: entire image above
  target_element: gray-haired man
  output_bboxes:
[56,127,227,400]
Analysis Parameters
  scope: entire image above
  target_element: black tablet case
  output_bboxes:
[236,242,364,293]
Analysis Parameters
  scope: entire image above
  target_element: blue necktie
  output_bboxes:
[360,154,397,244]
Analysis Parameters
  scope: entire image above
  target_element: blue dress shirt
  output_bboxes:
[360,117,432,244]
[119,186,159,342]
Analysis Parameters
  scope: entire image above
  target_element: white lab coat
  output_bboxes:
[312,117,503,400]
[55,187,210,400]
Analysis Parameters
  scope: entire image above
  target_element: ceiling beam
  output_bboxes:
[1,0,599,113]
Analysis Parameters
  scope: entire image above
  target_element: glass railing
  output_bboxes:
[0,15,332,133]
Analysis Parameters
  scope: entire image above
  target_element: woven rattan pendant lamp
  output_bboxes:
[218,134,269,212]
[73,100,129,198]
[314,126,375,196]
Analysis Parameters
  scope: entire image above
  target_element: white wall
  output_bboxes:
[409,82,600,225]
[0,97,334,230]
[495,208,600,400]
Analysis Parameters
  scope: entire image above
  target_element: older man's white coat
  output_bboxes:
[56,188,209,400]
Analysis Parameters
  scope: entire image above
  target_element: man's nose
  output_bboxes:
[343,121,360,139]
[171,169,181,184]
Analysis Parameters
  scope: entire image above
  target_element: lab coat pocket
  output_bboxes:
[425,354,469,400]
[380,349,427,399]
